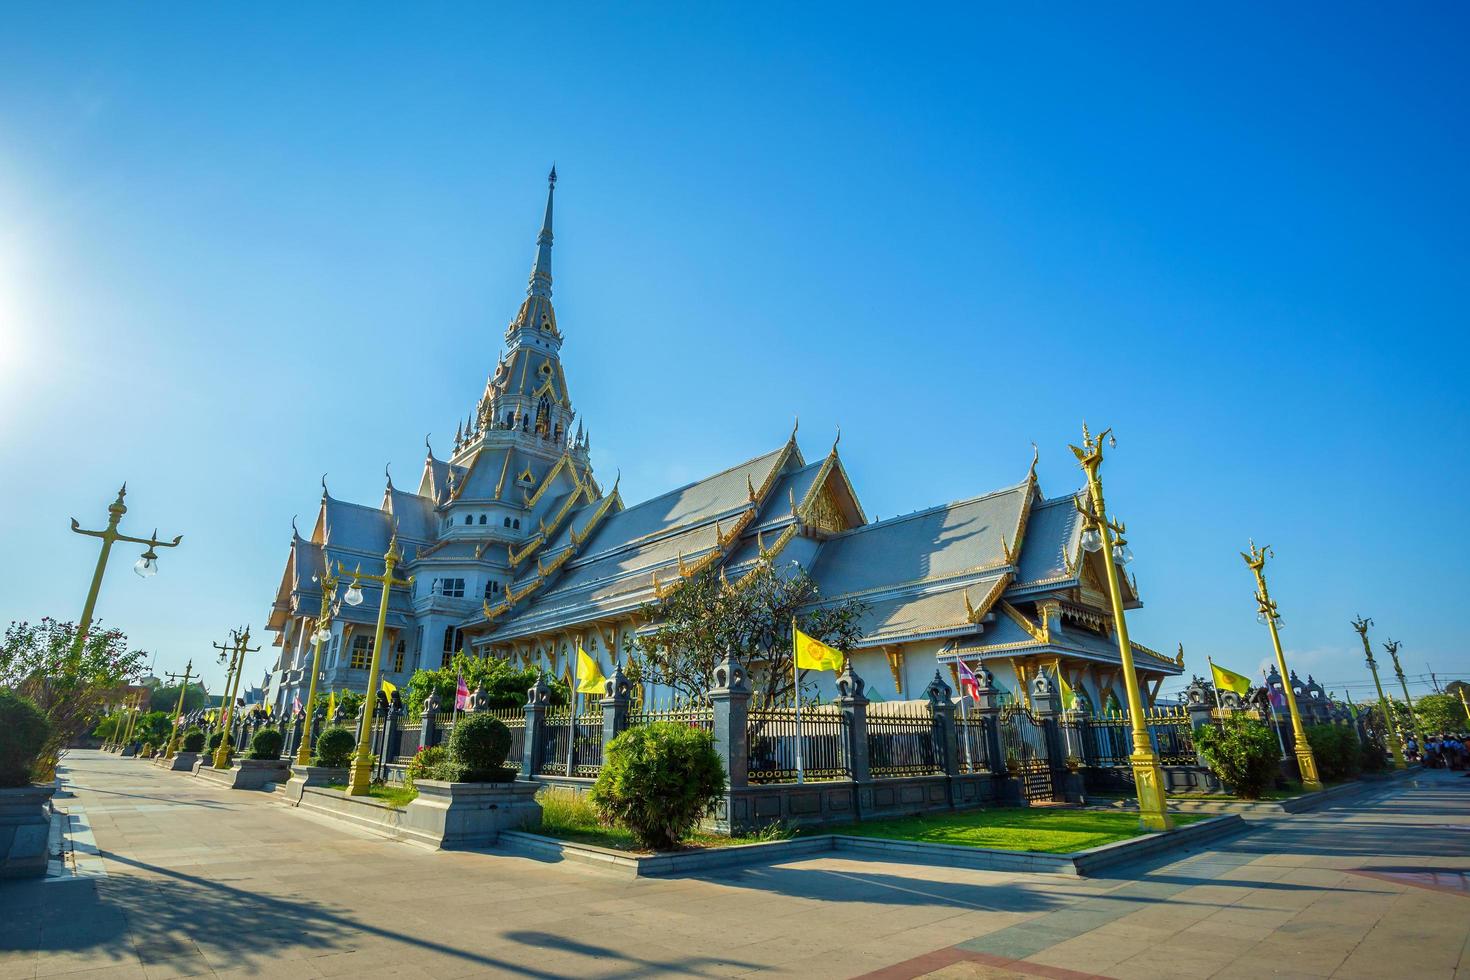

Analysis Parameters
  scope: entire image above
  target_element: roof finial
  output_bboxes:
[789,415,799,445]
[425,433,433,458]
[528,165,556,299]
[830,424,841,457]
[291,514,300,538]
[385,463,393,491]
[321,473,329,501]
[1028,442,1039,483]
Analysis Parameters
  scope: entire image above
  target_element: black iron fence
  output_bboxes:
[747,705,851,783]
[866,702,942,777]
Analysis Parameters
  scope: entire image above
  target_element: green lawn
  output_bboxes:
[323,783,419,809]
[534,789,788,853]
[824,808,1205,853]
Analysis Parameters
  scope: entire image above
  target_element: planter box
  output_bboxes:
[195,758,291,791]
[0,784,57,879]
[283,766,349,805]
[166,752,199,772]
[400,779,542,849]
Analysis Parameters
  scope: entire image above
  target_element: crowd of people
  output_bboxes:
[1405,733,1468,771]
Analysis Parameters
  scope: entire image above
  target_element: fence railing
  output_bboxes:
[538,711,571,776]
[571,712,603,778]
[627,706,714,731]
[866,702,942,777]
[747,705,851,783]
[1148,712,1196,765]
[1082,715,1132,766]
[954,713,992,774]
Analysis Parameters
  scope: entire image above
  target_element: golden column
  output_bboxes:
[1383,639,1425,748]
[211,628,259,768]
[68,484,183,654]
[119,693,143,750]
[1070,425,1172,831]
[338,534,413,795]
[1242,542,1321,791]
[1351,616,1406,769]
[295,569,340,766]
[161,660,194,759]
[1458,688,1469,730]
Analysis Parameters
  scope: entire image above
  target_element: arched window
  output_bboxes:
[479,514,487,525]
[503,517,511,528]
[463,514,473,525]
[513,519,521,530]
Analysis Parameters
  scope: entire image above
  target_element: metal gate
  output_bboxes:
[1000,704,1058,803]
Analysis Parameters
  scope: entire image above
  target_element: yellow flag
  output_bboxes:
[1210,660,1252,697]
[794,626,844,672]
[576,645,607,695]
[265,703,273,717]
[325,690,336,718]
[1055,665,1076,709]
[382,678,397,698]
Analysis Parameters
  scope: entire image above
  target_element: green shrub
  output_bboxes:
[445,713,514,782]
[1195,718,1281,799]
[590,721,725,851]
[405,745,448,790]
[208,730,224,751]
[182,728,206,753]
[247,727,284,760]
[1305,724,1361,781]
[1358,726,1389,772]
[0,690,52,787]
[313,726,355,768]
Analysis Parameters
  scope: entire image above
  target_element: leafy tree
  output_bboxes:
[1305,724,1361,781]
[590,721,726,850]
[130,711,174,747]
[0,690,52,787]
[1413,693,1470,734]
[1,618,148,779]
[632,561,866,705]
[404,652,561,716]
[149,682,209,714]
[1195,718,1282,799]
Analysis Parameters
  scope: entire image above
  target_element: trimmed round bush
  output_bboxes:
[1195,718,1281,799]
[247,727,284,760]
[405,745,448,790]
[182,728,206,753]
[446,713,513,782]
[0,690,52,788]
[1305,724,1361,781]
[312,726,356,768]
[207,730,225,751]
[590,721,726,851]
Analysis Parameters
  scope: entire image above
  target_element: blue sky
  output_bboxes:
[1,4,1465,698]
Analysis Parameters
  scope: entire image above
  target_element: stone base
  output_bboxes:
[0,784,56,879]
[400,779,542,849]
[195,758,291,791]
[168,752,200,772]
[283,765,349,805]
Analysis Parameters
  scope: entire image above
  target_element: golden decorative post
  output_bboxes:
[1458,688,1469,729]
[296,569,339,766]
[1070,425,1172,831]
[1351,617,1406,769]
[1383,639,1425,748]
[211,629,258,768]
[1242,542,1321,791]
[69,484,183,654]
[119,694,142,750]
[338,534,413,795]
[161,661,194,759]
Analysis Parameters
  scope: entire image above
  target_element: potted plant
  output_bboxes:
[0,690,56,878]
[400,713,541,848]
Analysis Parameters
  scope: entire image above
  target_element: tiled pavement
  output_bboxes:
[1,752,1466,979]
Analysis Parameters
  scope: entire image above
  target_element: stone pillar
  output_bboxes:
[600,665,631,751]
[1031,673,1078,803]
[925,670,960,779]
[835,661,870,784]
[421,691,440,750]
[709,652,751,833]
[523,675,552,777]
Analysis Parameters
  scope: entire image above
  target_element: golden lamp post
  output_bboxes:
[1382,638,1425,747]
[1242,542,1321,791]
[211,628,259,768]
[338,534,413,795]
[69,484,183,654]
[161,660,194,759]
[296,569,340,766]
[1069,424,1172,831]
[1351,617,1406,769]
[119,693,143,750]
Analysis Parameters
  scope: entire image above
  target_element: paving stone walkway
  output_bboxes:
[2,752,1466,979]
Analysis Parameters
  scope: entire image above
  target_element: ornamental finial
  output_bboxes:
[321,473,329,501]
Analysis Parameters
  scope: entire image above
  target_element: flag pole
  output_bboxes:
[566,646,578,778]
[1053,659,1073,760]
[1262,667,1287,760]
[960,659,973,772]
[1208,656,1226,729]
[793,617,804,784]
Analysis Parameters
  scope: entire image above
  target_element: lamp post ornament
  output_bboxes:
[296,568,340,766]
[1382,638,1425,747]
[1242,542,1321,791]
[69,484,183,654]
[119,691,143,750]
[161,660,194,759]
[1351,617,1406,769]
[337,532,414,796]
[1069,424,1173,832]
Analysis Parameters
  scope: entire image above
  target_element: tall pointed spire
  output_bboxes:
[528,165,556,299]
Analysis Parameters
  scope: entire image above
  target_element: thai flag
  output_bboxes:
[455,672,471,711]
[956,660,981,701]
[291,695,302,715]
[1268,686,1287,711]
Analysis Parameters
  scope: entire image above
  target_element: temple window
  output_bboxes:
[483,580,501,599]
[393,640,406,673]
[349,635,374,670]
[436,578,465,598]
[463,514,473,525]
[479,514,487,525]
[513,519,521,530]
[442,626,462,668]
[503,517,511,528]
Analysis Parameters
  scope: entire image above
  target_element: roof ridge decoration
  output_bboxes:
[527,453,579,508]
[999,600,1050,645]
[494,449,513,500]
[965,573,1013,625]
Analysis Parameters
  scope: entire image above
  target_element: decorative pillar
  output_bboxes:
[1031,672,1076,803]
[925,670,959,779]
[835,660,870,784]
[523,674,552,777]
[421,690,440,750]
[600,665,631,751]
[709,652,751,833]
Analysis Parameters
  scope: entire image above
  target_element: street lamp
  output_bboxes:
[1069,424,1173,832]
[1242,541,1321,791]
[1351,616,1406,769]
[337,534,413,795]
[1383,638,1426,750]
[69,484,183,653]
[211,628,259,769]
[162,660,194,759]
[296,569,340,766]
